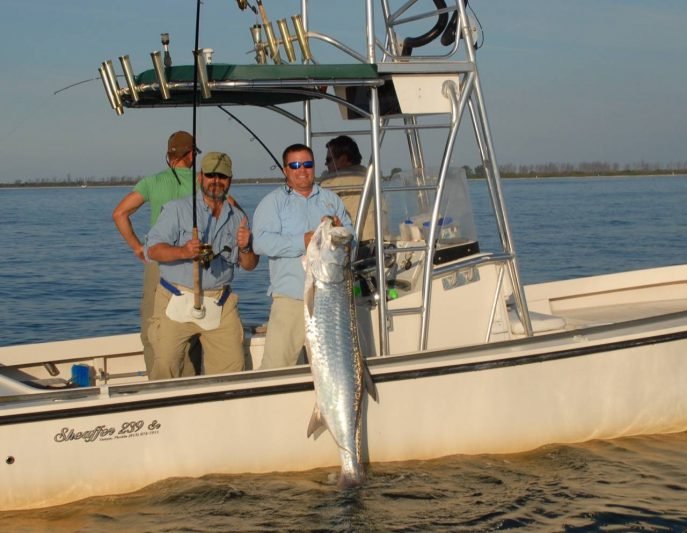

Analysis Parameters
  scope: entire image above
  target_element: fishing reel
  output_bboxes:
[198,244,234,269]
[198,243,215,269]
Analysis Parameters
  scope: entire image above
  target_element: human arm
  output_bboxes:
[112,191,146,261]
[148,238,201,263]
[145,201,198,264]
[333,199,354,234]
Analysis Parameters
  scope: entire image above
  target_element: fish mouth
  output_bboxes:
[330,233,353,246]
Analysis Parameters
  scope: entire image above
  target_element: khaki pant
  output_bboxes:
[148,285,244,380]
[141,262,198,377]
[259,296,306,369]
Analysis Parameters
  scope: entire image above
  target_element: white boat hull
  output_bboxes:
[2,304,686,510]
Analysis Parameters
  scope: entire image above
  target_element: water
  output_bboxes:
[1,177,687,530]
[0,184,273,346]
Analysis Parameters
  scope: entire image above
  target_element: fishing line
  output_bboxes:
[217,106,281,170]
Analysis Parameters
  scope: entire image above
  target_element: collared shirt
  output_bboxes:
[133,167,194,226]
[146,195,245,289]
[253,184,353,300]
[319,164,367,180]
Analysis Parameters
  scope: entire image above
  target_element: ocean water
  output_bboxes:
[1,176,686,531]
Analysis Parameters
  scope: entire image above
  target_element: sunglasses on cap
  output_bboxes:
[285,160,314,170]
[204,172,231,180]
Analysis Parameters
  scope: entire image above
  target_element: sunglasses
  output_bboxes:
[286,160,314,170]
[204,173,231,180]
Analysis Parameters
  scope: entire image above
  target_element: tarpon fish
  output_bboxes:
[304,217,377,488]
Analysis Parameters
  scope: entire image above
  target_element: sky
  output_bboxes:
[0,0,686,182]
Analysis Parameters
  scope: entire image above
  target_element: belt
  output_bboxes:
[160,278,232,306]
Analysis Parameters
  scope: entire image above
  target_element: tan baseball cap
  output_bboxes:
[201,152,233,178]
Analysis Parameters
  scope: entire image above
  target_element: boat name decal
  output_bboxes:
[54,420,162,444]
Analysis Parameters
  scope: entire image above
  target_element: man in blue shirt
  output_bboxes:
[146,152,259,379]
[253,143,353,369]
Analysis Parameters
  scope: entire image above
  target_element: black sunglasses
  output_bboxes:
[286,160,314,170]
[204,173,231,180]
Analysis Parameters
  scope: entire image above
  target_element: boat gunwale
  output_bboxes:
[2,308,687,425]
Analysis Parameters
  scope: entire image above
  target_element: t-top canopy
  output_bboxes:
[127,63,381,108]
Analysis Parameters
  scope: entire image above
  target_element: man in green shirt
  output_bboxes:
[112,131,200,376]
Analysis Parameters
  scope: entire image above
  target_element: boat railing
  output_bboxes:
[378,0,463,62]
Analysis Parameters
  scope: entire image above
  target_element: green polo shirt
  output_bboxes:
[133,167,194,226]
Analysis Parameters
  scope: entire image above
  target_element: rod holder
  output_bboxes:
[263,22,282,64]
[99,61,123,115]
[250,25,268,64]
[151,51,170,100]
[118,55,139,104]
[277,18,296,63]
[292,15,312,62]
[194,49,212,99]
[99,64,118,114]
[104,60,123,111]
[201,47,214,64]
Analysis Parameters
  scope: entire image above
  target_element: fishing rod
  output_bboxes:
[53,77,97,95]
[217,106,281,170]
[191,0,204,318]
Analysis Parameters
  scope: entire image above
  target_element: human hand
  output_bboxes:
[181,237,202,260]
[237,217,251,249]
[134,244,146,262]
[304,230,314,249]
[319,215,341,226]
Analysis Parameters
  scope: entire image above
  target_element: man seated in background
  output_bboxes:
[319,135,379,242]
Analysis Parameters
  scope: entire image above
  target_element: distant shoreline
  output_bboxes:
[1,171,685,189]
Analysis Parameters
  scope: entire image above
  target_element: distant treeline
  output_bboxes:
[3,161,687,188]
[470,161,687,179]
[0,176,285,188]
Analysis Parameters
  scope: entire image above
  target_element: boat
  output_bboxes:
[2,0,687,511]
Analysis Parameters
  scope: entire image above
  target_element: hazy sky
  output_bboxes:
[1,1,686,182]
